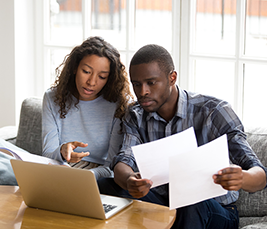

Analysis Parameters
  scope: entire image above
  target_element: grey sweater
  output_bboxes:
[42,89,122,179]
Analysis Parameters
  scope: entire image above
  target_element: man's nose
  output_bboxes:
[140,84,149,97]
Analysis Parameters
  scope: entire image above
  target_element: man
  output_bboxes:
[98,44,267,229]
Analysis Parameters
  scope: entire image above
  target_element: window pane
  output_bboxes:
[194,0,237,55]
[49,48,72,85]
[49,0,83,45]
[135,0,172,51]
[243,64,267,128]
[245,0,267,57]
[91,0,127,49]
[193,59,235,106]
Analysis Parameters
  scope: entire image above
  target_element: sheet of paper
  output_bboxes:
[132,127,198,188]
[169,134,229,210]
[0,147,68,166]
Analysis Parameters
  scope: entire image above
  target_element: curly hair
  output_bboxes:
[51,36,133,119]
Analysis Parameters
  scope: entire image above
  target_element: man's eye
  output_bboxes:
[132,83,140,87]
[147,81,156,85]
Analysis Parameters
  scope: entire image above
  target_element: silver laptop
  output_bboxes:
[11,159,133,220]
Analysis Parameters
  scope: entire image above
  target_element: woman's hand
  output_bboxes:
[60,141,89,163]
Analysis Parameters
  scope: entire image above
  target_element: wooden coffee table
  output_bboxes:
[0,185,176,229]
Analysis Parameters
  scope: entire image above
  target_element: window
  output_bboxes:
[180,0,267,128]
[40,0,174,90]
[38,0,267,127]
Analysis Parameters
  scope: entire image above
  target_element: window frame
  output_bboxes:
[35,0,267,124]
[180,0,267,121]
[36,0,181,93]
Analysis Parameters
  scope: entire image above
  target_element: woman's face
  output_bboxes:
[75,54,110,101]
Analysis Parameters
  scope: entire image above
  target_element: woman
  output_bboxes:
[42,36,133,179]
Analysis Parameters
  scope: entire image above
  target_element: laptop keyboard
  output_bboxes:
[103,203,117,213]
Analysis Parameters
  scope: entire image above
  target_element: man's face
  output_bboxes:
[130,62,172,113]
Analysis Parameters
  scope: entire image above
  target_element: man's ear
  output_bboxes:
[169,71,177,86]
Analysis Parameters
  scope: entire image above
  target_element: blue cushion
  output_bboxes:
[0,151,17,185]
[0,138,29,185]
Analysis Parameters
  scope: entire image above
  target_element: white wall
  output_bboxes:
[0,0,36,128]
[0,1,16,128]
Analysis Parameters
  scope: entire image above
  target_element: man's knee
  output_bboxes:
[176,201,210,216]
[97,177,116,194]
[97,177,128,197]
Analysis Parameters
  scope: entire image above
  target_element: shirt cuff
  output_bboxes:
[110,154,138,172]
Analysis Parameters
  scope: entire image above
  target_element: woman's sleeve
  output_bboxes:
[90,117,123,179]
[42,92,64,163]
[105,117,123,167]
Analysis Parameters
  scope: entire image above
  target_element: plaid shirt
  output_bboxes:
[111,87,267,205]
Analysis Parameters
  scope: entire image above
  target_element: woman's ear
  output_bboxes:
[169,71,177,86]
[73,66,78,75]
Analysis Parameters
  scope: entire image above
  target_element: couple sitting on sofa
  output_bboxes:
[0,36,266,229]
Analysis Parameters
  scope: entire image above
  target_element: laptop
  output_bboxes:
[11,159,133,220]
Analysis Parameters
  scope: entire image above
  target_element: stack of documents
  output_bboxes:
[132,127,229,209]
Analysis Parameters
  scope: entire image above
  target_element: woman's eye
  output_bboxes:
[99,75,106,80]
[83,69,90,74]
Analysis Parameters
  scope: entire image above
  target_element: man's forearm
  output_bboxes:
[242,166,266,192]
[114,162,135,190]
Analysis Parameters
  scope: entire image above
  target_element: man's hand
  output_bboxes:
[213,165,243,191]
[213,165,267,192]
[60,141,89,163]
[114,162,153,199]
[126,172,153,199]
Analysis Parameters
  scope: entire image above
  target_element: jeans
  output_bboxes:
[98,178,239,229]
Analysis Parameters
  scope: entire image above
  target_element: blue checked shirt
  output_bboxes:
[111,87,267,206]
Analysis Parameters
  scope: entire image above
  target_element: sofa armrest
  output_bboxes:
[236,127,267,217]
[16,97,42,156]
[0,126,18,144]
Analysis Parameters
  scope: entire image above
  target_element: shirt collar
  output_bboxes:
[176,86,188,119]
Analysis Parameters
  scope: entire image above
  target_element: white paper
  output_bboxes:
[169,134,229,209]
[0,147,68,166]
[132,127,198,188]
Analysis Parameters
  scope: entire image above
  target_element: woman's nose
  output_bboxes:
[87,74,97,86]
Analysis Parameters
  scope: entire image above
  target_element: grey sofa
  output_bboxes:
[0,97,42,185]
[0,97,43,155]
[0,97,267,229]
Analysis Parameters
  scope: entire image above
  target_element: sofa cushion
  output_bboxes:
[239,216,267,229]
[235,127,267,217]
[0,152,17,185]
[16,97,42,156]
[0,143,17,185]
[246,127,267,169]
[241,222,267,229]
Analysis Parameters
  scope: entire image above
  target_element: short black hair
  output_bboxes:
[130,44,175,75]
